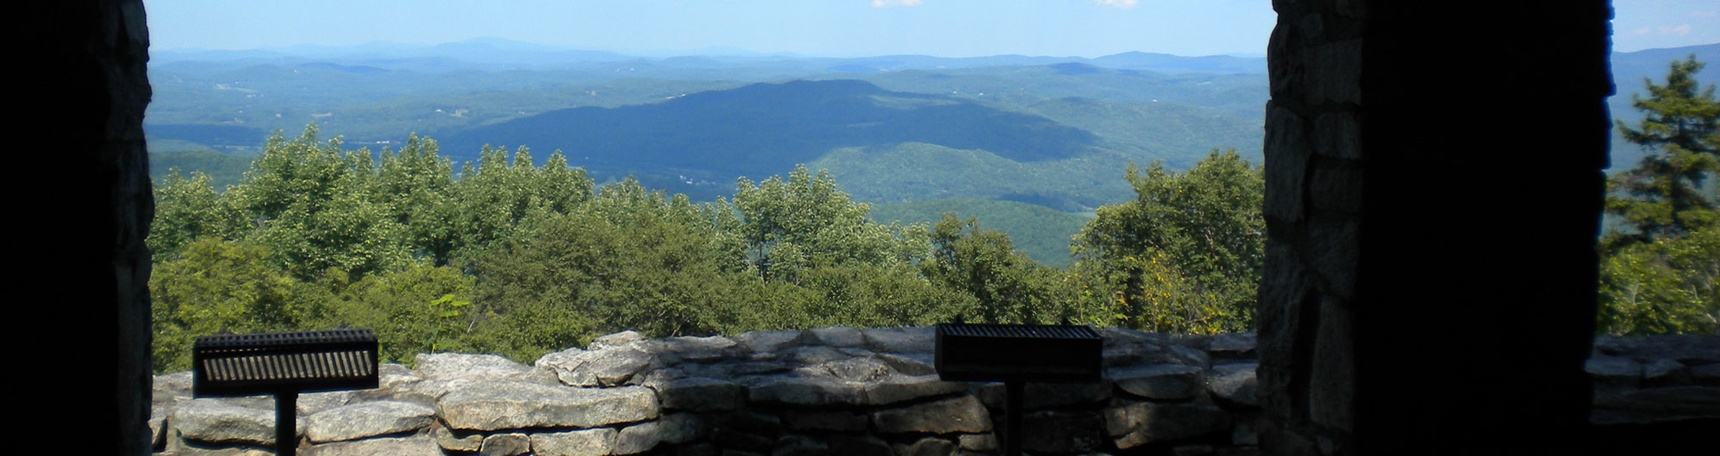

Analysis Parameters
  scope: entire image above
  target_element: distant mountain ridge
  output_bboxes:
[151,37,1270,74]
[439,79,1099,179]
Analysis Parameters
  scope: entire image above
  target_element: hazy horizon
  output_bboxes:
[143,1,1719,59]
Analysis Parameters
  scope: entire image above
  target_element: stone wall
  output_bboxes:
[1256,1,1613,454]
[151,329,1716,456]
[18,2,156,455]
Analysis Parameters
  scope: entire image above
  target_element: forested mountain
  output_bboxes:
[143,41,1715,269]
[145,42,1272,254]
[436,79,1099,183]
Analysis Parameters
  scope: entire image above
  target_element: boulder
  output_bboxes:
[1586,357,1643,389]
[1642,359,1691,386]
[874,352,937,376]
[735,329,809,354]
[789,345,851,365]
[647,376,745,411]
[863,374,968,405]
[655,335,742,363]
[745,374,864,406]
[1592,386,1720,423]
[782,410,869,432]
[614,421,664,455]
[169,399,285,446]
[157,448,273,456]
[824,435,895,456]
[958,433,999,451]
[746,373,866,404]
[530,428,617,456]
[304,400,436,443]
[296,391,353,417]
[1207,362,1259,408]
[436,381,658,431]
[1023,410,1105,454]
[376,363,421,390]
[1167,343,1212,366]
[861,327,934,354]
[153,371,195,405]
[1106,401,1232,448]
[1112,364,1204,400]
[774,434,828,456]
[414,353,556,384]
[302,436,443,456]
[431,425,483,452]
[590,330,646,350]
[895,437,958,456]
[1026,381,1112,409]
[709,411,780,452]
[823,356,895,382]
[480,432,531,456]
[809,326,866,347]
[872,395,993,434]
[1695,363,1720,386]
[656,413,709,444]
[1208,333,1257,360]
[536,346,654,387]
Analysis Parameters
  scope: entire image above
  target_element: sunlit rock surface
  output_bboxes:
[151,330,1715,455]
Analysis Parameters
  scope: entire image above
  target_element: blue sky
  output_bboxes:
[146,0,1716,58]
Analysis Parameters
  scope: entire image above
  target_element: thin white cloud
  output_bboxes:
[1657,24,1692,36]
[1093,0,1139,8]
[872,0,922,7]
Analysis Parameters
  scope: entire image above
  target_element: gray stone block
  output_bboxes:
[304,400,436,443]
[436,382,658,431]
[873,395,993,434]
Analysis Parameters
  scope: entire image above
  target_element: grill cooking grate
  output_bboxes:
[938,324,1099,340]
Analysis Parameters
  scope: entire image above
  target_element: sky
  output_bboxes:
[146,0,1716,58]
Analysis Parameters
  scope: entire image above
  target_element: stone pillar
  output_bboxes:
[18,2,154,454]
[1257,1,1611,455]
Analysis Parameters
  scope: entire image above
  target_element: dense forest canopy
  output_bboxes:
[148,125,1267,371]
[147,53,1720,372]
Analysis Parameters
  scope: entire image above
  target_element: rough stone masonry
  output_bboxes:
[151,328,1716,456]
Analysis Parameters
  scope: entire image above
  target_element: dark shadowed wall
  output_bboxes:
[16,2,155,455]
[1257,1,1611,455]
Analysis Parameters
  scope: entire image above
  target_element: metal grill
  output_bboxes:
[192,329,379,456]
[193,329,378,398]
[938,323,1098,340]
[934,323,1101,383]
[935,323,1103,456]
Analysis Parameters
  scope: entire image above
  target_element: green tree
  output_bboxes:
[149,170,244,258]
[323,261,478,363]
[150,239,317,371]
[923,214,1073,324]
[1606,55,1720,247]
[1071,149,1264,333]
[237,125,410,280]
[1597,226,1719,335]
[375,134,462,265]
[1598,56,1720,334]
[731,165,928,282]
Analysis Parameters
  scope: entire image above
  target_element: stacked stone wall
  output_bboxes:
[151,329,1715,456]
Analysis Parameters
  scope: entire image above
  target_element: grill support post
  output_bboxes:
[275,390,298,456]
[933,324,1101,456]
[1005,381,1024,456]
[192,329,378,456]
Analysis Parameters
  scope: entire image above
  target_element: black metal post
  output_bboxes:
[1005,380,1024,456]
[276,390,298,456]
